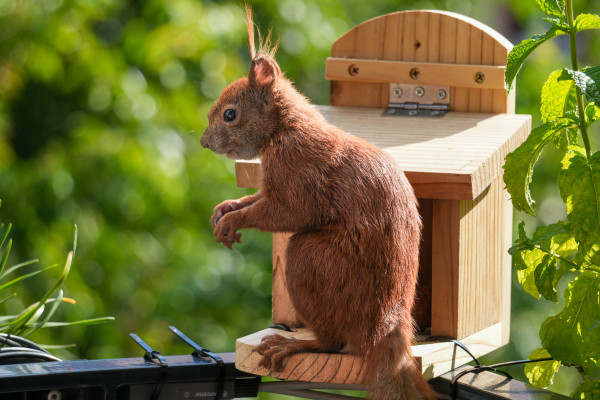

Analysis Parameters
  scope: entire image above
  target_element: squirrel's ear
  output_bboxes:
[249,56,280,90]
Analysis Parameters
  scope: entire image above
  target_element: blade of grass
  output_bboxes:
[0,293,16,307]
[0,259,40,280]
[0,223,11,250]
[0,265,57,293]
[26,290,64,337]
[6,252,72,336]
[26,316,116,328]
[0,239,12,277]
[72,225,77,258]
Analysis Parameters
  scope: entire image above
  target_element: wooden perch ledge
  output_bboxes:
[236,324,505,382]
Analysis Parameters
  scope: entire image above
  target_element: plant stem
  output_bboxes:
[566,0,591,158]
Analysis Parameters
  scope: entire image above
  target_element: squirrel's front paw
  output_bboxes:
[210,199,245,227]
[213,214,243,250]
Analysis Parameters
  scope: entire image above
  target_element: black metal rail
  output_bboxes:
[0,326,571,400]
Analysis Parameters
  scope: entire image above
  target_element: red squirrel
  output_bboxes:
[201,9,435,400]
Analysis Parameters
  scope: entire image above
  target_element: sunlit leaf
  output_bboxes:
[574,14,600,31]
[586,103,600,125]
[524,348,561,388]
[504,119,576,215]
[560,68,600,106]
[535,0,565,18]
[510,221,577,300]
[541,69,577,123]
[506,25,568,92]
[558,149,600,245]
[541,272,600,373]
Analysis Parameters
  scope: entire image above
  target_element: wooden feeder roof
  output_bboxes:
[235,106,531,200]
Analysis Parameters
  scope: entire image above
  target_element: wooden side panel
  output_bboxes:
[272,232,302,327]
[329,10,512,112]
[431,175,510,340]
[456,175,511,339]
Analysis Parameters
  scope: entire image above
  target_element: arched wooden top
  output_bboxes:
[328,10,515,113]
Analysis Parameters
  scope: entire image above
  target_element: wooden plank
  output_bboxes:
[431,175,512,339]
[235,323,505,382]
[430,199,460,337]
[325,58,506,90]
[272,232,301,327]
[234,108,531,200]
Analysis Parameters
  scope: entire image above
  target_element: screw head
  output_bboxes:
[474,72,485,84]
[393,87,403,98]
[348,64,359,76]
[415,86,425,97]
[408,109,419,116]
[437,89,447,100]
[409,68,420,80]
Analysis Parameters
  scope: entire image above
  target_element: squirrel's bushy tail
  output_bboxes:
[365,327,436,400]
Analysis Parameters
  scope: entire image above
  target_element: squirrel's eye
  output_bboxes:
[223,109,237,122]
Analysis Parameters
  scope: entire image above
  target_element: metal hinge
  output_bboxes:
[383,83,450,117]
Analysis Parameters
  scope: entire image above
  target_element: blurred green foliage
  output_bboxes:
[0,0,598,396]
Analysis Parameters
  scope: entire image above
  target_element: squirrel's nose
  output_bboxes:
[200,129,210,149]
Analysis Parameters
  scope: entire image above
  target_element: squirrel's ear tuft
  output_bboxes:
[249,56,280,89]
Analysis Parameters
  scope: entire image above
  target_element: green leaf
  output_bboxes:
[560,68,600,106]
[586,103,600,124]
[535,0,565,18]
[524,348,561,388]
[558,149,600,244]
[575,14,600,31]
[510,221,577,300]
[572,380,600,399]
[541,69,577,124]
[506,25,568,92]
[541,271,600,373]
[504,119,576,215]
[534,255,558,301]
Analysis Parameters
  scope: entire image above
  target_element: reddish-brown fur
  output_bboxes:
[201,9,435,400]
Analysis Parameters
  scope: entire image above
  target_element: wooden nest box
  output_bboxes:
[234,10,531,382]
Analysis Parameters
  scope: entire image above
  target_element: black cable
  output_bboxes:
[0,347,61,362]
[0,333,54,354]
[0,333,61,364]
[427,336,555,400]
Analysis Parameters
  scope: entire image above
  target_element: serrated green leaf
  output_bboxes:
[535,0,565,18]
[558,149,600,246]
[524,348,561,388]
[572,380,600,399]
[506,25,568,92]
[541,69,577,124]
[511,221,577,300]
[586,103,600,124]
[575,13,600,31]
[560,68,600,106]
[534,255,558,301]
[541,271,600,373]
[578,234,600,268]
[504,119,576,214]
